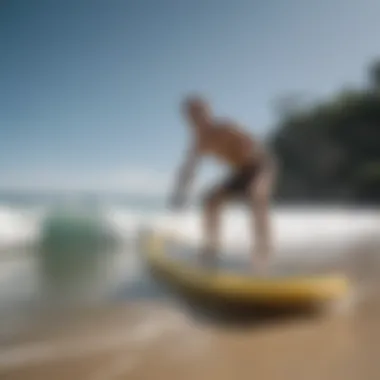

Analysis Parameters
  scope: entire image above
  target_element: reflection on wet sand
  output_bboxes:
[1,240,380,380]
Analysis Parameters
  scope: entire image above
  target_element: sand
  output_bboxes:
[1,238,380,380]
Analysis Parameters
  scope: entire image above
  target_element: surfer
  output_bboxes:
[169,95,276,271]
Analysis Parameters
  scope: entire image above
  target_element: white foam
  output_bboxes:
[0,203,379,259]
[0,206,42,249]
[0,309,198,370]
[135,206,380,259]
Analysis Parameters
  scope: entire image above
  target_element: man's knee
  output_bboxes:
[250,169,274,202]
[202,188,225,211]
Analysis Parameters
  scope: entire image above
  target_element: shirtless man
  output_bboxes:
[169,95,276,271]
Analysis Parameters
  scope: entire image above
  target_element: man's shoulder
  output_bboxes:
[213,118,252,138]
[213,117,240,128]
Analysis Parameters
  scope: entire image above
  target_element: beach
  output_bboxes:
[0,205,380,380]
[3,1,380,378]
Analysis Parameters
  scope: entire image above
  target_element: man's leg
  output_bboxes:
[249,166,275,271]
[201,186,228,267]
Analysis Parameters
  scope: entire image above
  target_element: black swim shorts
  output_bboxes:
[221,161,263,196]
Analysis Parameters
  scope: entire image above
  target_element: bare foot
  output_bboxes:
[252,254,270,275]
[199,248,217,270]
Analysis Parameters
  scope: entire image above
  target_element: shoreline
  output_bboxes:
[0,237,379,380]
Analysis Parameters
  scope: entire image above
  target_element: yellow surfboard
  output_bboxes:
[140,231,350,309]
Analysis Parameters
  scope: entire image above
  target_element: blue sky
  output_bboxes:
[1,0,380,194]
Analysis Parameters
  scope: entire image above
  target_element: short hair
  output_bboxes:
[182,94,210,113]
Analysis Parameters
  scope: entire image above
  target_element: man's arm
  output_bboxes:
[170,142,201,209]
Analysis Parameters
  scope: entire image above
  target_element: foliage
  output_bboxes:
[269,59,380,204]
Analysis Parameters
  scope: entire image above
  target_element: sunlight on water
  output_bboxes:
[0,203,379,341]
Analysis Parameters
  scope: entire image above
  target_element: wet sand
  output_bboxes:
[1,238,380,380]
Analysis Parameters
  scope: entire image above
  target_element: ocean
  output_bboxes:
[0,191,380,341]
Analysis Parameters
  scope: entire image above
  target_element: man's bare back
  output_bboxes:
[195,121,266,168]
[170,96,275,271]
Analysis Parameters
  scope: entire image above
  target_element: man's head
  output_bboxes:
[182,95,212,127]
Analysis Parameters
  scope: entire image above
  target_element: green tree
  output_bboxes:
[269,59,380,204]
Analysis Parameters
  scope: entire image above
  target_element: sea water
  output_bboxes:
[0,192,380,338]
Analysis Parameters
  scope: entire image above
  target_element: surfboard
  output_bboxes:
[140,231,350,310]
